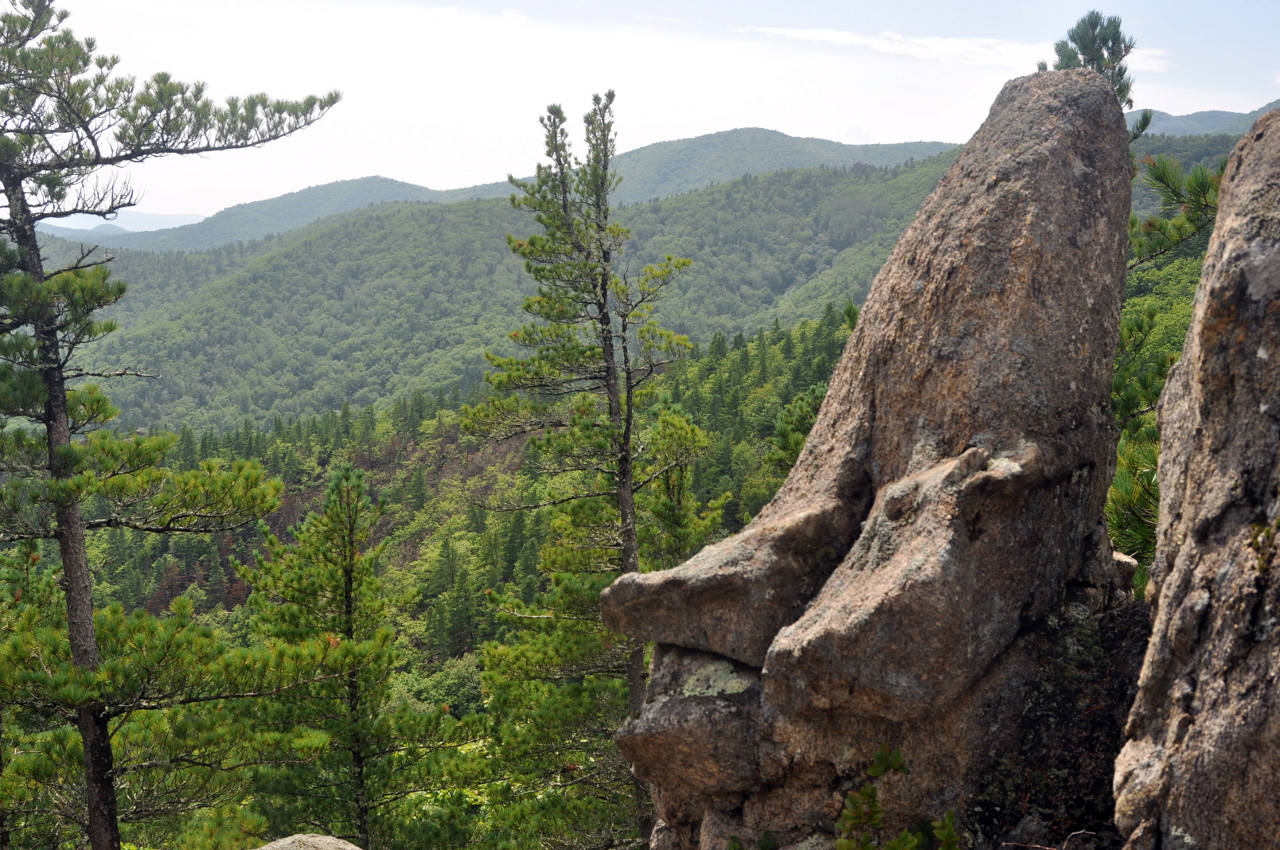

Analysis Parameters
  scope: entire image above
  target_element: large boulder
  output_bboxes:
[1114,108,1280,849]
[602,68,1135,848]
[253,837,363,850]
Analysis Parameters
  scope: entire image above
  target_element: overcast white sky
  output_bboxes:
[53,0,1280,219]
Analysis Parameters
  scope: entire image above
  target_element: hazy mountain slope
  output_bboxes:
[57,177,445,253]
[87,156,952,431]
[40,222,130,238]
[48,130,954,254]
[89,199,527,428]
[608,129,952,204]
[1127,98,1280,136]
[411,131,953,208]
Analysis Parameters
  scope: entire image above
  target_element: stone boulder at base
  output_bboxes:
[602,68,1136,849]
[253,836,363,850]
[1114,108,1280,849]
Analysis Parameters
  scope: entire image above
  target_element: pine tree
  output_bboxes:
[1127,154,1222,268]
[1048,10,1139,107]
[238,464,462,850]
[637,403,725,573]
[1039,10,1152,138]
[0,3,336,847]
[465,91,702,847]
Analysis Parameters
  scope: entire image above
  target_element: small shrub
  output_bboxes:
[835,746,960,850]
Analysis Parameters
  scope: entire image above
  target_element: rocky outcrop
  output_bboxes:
[253,837,363,850]
[1114,109,1280,849]
[602,69,1136,848]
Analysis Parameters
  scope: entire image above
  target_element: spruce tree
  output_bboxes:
[0,3,336,847]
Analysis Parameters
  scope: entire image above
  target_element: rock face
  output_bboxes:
[1114,109,1280,849]
[601,69,1135,848]
[253,837,363,850]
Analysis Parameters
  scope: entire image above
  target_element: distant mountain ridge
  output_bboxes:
[1127,98,1280,136]
[39,129,954,253]
[65,153,956,430]
[35,129,1218,431]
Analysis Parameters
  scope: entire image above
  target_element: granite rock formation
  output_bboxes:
[1114,108,1280,849]
[602,69,1135,848]
[253,837,363,850]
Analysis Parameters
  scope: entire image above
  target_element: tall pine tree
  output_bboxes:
[0,3,336,847]
[465,91,705,848]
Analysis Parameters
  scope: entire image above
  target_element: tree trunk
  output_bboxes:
[1,708,9,850]
[341,522,372,850]
[609,249,653,842]
[349,672,371,850]
[5,178,122,850]
[46,330,121,850]
[78,706,119,850]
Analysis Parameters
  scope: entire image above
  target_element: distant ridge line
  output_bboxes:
[38,129,955,253]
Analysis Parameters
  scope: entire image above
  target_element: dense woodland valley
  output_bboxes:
[0,3,1263,849]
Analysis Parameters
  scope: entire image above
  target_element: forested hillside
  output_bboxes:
[56,129,1223,435]
[38,131,954,253]
[75,155,954,431]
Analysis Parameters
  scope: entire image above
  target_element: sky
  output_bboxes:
[51,0,1280,222]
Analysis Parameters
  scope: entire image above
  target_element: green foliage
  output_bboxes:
[1129,134,1237,218]
[1128,154,1222,268]
[0,571,329,848]
[16,299,848,846]
[464,90,715,849]
[1046,10,1140,109]
[237,464,465,850]
[1108,435,1159,580]
[835,747,959,850]
[1105,257,1198,579]
[0,3,333,847]
[764,382,828,475]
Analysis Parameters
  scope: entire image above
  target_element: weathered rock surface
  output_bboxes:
[603,69,1136,848]
[253,836,363,850]
[1114,108,1280,849]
